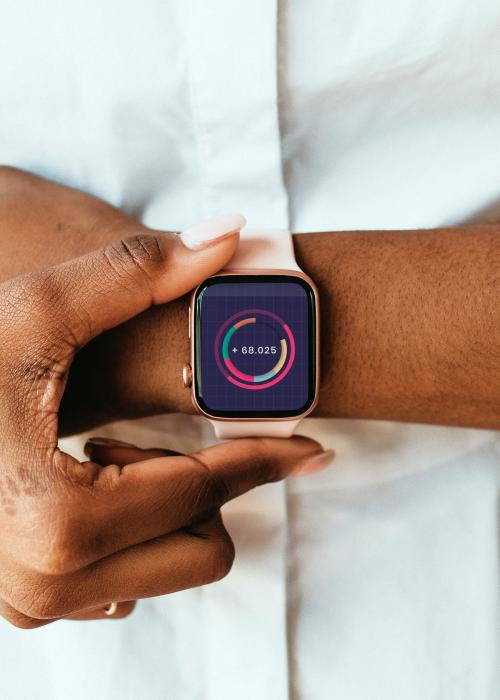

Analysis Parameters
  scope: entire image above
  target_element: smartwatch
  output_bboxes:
[183,228,319,438]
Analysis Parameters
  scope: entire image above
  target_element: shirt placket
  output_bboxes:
[187,0,289,228]
[186,1,291,698]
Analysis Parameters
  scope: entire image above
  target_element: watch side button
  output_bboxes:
[182,363,193,388]
[188,306,191,339]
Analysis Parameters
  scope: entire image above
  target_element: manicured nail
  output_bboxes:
[291,449,336,477]
[180,212,246,250]
[86,437,137,448]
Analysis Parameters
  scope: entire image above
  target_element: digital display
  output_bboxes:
[194,275,316,417]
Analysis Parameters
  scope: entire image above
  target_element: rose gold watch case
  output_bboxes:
[187,268,320,424]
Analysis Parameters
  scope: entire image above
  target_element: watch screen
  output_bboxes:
[194,275,317,418]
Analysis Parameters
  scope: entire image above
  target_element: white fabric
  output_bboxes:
[225,228,300,271]
[0,1,499,699]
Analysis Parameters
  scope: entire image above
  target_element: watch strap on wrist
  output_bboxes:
[224,227,301,271]
[210,226,303,440]
[209,418,301,440]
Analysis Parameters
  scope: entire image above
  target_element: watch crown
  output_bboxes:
[182,363,193,388]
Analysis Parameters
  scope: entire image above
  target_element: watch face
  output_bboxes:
[193,274,317,418]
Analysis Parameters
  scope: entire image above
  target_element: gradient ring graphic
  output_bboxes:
[214,309,295,390]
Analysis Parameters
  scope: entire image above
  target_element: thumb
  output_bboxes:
[19,212,245,348]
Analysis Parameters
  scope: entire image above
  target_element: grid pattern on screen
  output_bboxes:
[199,281,310,413]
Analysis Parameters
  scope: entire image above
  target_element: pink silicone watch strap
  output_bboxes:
[209,419,300,439]
[225,227,301,272]
[210,227,302,440]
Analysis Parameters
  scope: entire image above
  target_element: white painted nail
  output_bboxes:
[291,449,336,476]
[180,212,246,250]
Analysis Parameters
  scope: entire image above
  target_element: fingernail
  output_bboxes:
[291,449,336,477]
[179,212,246,250]
[86,437,137,448]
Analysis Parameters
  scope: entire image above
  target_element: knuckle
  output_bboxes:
[204,472,230,511]
[4,609,46,630]
[4,569,69,620]
[244,438,278,484]
[20,583,69,620]
[103,233,167,288]
[189,454,231,510]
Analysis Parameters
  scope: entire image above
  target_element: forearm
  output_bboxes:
[2,169,499,431]
[297,227,499,428]
[62,225,500,433]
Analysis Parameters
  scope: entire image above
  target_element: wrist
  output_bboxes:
[61,294,194,435]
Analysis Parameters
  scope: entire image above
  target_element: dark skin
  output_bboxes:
[1,166,498,433]
[0,166,497,627]
[0,166,330,627]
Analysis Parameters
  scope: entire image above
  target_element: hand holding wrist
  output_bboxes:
[0,166,246,433]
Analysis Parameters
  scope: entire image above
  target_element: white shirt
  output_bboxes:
[0,1,499,699]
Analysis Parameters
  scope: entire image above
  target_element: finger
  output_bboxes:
[0,597,55,629]
[0,591,135,627]
[66,601,136,621]
[9,514,235,620]
[5,212,244,352]
[84,438,182,467]
[54,436,331,570]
